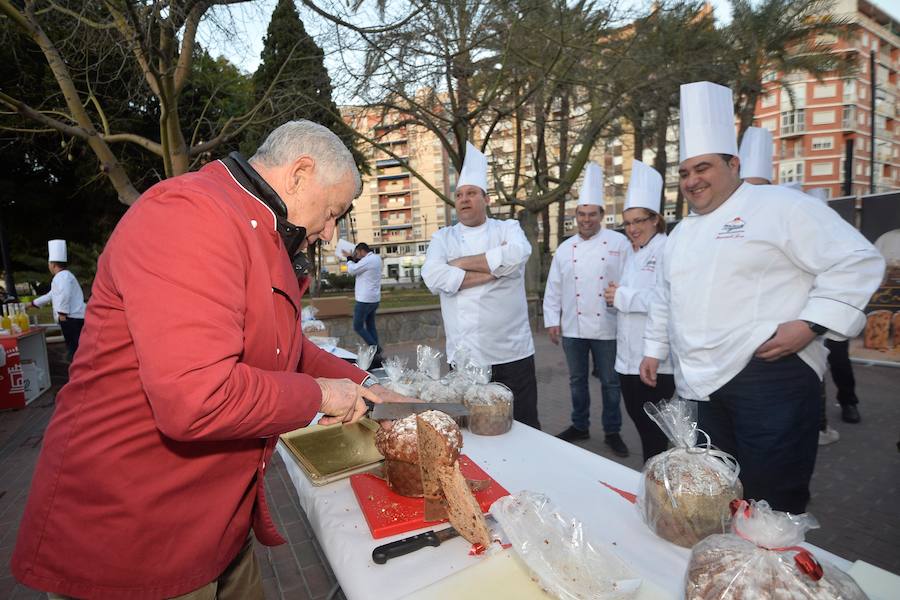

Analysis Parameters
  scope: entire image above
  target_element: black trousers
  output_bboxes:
[618,373,676,464]
[59,317,84,361]
[698,355,819,514]
[491,354,540,430]
[825,338,857,405]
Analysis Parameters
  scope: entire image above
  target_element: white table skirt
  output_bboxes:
[276,421,850,600]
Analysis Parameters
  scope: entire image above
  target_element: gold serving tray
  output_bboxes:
[280,418,384,486]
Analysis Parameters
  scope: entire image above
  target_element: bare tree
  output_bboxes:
[0,1,296,204]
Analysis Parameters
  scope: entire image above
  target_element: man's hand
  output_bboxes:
[604,282,619,307]
[754,320,817,362]
[547,326,561,345]
[316,378,382,426]
[639,357,659,387]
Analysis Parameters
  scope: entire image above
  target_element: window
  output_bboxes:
[762,70,777,83]
[761,93,776,108]
[761,118,777,132]
[780,83,806,110]
[781,109,805,134]
[417,243,428,253]
[812,110,836,125]
[780,161,804,183]
[843,79,856,102]
[811,162,833,176]
[842,105,855,128]
[813,84,836,99]
[811,136,834,151]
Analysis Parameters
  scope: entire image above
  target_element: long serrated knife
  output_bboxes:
[371,515,496,564]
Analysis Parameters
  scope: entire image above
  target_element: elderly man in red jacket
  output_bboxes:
[12,121,401,599]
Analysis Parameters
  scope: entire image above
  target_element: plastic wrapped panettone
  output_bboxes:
[637,400,742,548]
[686,500,867,600]
[382,356,418,397]
[464,383,514,435]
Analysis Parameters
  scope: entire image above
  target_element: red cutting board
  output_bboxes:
[350,454,509,539]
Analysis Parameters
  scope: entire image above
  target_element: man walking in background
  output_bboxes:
[346,241,383,354]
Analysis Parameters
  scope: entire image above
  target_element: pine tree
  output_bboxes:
[243,0,364,170]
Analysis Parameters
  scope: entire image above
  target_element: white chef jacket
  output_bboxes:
[543,228,629,340]
[421,218,534,366]
[347,252,383,303]
[643,183,885,400]
[33,269,86,322]
[613,233,673,375]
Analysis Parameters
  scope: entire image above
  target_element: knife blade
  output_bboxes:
[371,516,496,564]
[370,401,468,421]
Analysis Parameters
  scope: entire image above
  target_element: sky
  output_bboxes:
[200,0,738,76]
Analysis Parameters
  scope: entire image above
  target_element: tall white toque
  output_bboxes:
[624,160,663,213]
[739,126,774,182]
[456,141,489,193]
[577,161,604,206]
[48,239,67,262]
[679,81,738,162]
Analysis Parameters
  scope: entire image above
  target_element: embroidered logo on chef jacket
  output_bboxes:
[715,217,746,240]
[641,255,657,272]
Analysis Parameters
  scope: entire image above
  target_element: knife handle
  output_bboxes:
[372,531,440,564]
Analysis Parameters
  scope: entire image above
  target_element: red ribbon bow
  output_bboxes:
[729,499,824,581]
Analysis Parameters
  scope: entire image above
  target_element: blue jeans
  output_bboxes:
[698,354,820,514]
[561,337,622,433]
[353,301,380,347]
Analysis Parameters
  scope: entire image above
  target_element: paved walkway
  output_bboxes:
[2,335,898,599]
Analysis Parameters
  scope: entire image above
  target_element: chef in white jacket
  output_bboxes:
[421,142,539,428]
[603,160,673,463]
[639,82,885,513]
[543,162,630,456]
[30,239,86,360]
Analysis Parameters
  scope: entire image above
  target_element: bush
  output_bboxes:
[323,273,355,292]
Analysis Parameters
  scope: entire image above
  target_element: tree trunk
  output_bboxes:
[556,89,571,248]
[632,110,645,163]
[652,105,669,215]
[518,208,542,297]
[541,205,550,255]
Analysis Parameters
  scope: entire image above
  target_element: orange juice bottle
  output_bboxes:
[17,303,29,332]
[0,305,10,332]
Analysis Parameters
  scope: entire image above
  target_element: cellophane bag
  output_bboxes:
[636,400,742,548]
[382,356,418,397]
[491,491,641,600]
[355,344,377,371]
[300,306,326,333]
[416,344,443,381]
[686,500,867,600]
[464,382,513,435]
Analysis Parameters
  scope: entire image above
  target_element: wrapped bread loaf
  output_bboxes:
[464,383,514,436]
[686,500,867,600]
[637,401,742,548]
[374,413,462,497]
[864,310,891,349]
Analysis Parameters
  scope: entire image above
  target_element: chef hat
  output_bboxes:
[577,162,604,207]
[806,188,829,203]
[679,81,738,162]
[48,239,67,262]
[738,127,773,182]
[624,160,663,213]
[456,141,488,193]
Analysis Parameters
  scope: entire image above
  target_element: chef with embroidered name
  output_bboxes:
[639,82,885,514]
[543,161,631,456]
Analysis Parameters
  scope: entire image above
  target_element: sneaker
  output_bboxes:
[604,432,630,457]
[840,404,861,424]
[818,427,840,446]
[556,426,590,442]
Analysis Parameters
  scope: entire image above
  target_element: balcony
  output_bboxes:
[781,123,806,136]
[381,222,413,229]
[376,158,403,168]
[379,196,411,210]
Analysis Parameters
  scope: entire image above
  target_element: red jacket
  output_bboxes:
[12,161,365,599]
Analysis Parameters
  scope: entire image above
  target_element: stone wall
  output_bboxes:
[317,298,541,348]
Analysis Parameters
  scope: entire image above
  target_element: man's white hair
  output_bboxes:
[250,120,361,196]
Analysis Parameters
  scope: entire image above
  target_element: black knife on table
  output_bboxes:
[371,516,496,564]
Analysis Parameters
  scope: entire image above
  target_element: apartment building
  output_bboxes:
[752,0,899,198]
[323,106,454,283]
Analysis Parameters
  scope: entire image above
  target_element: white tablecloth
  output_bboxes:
[276,421,850,600]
